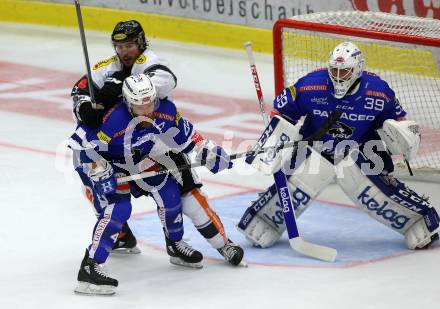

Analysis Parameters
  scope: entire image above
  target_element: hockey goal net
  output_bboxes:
[273,11,440,181]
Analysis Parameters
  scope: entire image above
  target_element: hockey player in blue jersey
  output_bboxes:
[71,20,178,254]
[71,20,227,256]
[238,42,439,252]
[70,74,243,295]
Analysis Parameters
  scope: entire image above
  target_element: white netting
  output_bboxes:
[293,11,440,38]
[276,11,440,178]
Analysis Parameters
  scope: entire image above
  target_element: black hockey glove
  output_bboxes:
[96,70,129,108]
[73,95,106,129]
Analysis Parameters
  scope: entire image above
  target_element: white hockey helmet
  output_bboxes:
[328,42,365,99]
[122,73,159,112]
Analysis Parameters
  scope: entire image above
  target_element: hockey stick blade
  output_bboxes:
[290,237,337,262]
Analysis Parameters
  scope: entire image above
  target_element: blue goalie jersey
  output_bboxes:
[274,69,406,153]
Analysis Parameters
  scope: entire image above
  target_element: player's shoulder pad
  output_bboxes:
[295,68,330,93]
[98,101,131,143]
[363,71,395,103]
[144,49,169,66]
[92,55,119,71]
[152,99,180,130]
[131,50,169,74]
[91,55,121,89]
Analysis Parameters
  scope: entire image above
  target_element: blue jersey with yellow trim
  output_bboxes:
[274,69,406,151]
[69,98,196,165]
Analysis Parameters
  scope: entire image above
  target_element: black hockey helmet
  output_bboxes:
[111,20,148,52]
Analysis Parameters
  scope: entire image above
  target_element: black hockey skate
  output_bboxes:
[74,250,118,296]
[217,239,245,266]
[166,237,203,268]
[112,222,141,254]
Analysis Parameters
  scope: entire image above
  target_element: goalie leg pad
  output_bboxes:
[238,147,336,247]
[336,151,440,249]
[405,211,440,249]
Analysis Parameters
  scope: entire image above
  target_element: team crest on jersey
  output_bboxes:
[328,121,355,141]
[93,56,118,71]
[135,54,147,64]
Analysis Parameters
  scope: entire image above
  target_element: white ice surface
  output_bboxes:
[0,22,439,309]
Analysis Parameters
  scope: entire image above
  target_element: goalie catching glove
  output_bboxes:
[377,119,421,161]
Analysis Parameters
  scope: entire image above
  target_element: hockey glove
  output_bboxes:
[96,71,128,107]
[196,140,233,174]
[73,94,106,128]
[86,161,117,197]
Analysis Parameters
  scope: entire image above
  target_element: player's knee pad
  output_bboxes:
[237,146,336,248]
[182,188,227,249]
[336,150,440,248]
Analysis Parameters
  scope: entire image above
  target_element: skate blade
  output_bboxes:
[111,246,141,255]
[74,281,116,296]
[169,257,203,269]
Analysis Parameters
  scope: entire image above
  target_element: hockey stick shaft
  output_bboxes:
[405,158,414,176]
[272,111,340,262]
[116,139,303,183]
[244,42,269,126]
[73,0,97,108]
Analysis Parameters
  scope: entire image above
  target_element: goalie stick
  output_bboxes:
[244,42,269,126]
[244,41,338,262]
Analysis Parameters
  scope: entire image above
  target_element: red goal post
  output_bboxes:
[273,11,440,180]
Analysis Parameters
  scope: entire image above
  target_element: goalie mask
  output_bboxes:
[328,42,365,99]
[122,74,159,116]
[112,20,148,52]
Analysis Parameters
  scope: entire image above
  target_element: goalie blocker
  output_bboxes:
[238,116,439,250]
